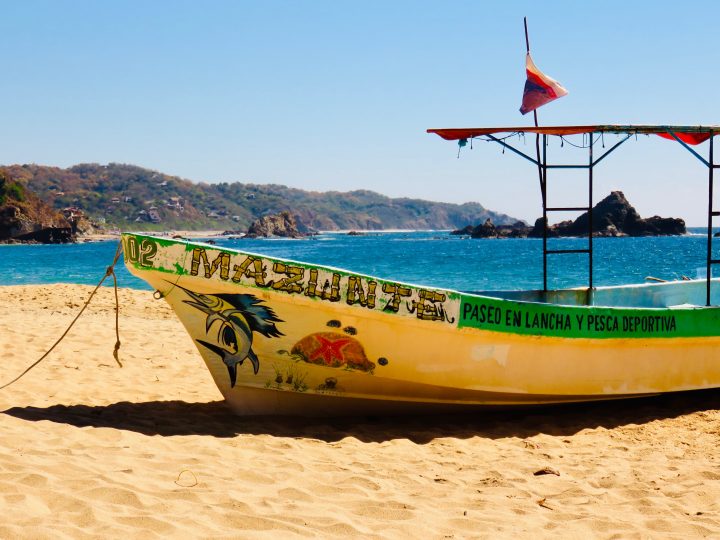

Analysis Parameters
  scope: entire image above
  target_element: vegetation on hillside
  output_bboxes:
[0,172,26,205]
[0,163,519,231]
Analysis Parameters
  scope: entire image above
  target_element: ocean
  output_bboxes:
[1,229,718,293]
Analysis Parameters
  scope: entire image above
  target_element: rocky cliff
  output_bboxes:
[0,174,75,243]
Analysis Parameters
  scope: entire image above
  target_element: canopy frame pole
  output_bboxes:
[708,133,715,306]
[664,130,717,305]
[481,134,632,170]
[668,131,711,167]
[589,133,594,291]
[592,134,633,167]
[484,135,540,165]
[540,134,594,297]
[542,134,548,291]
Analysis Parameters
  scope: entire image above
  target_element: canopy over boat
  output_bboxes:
[428,123,720,303]
[427,125,720,145]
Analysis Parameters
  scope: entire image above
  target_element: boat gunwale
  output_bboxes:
[121,232,720,315]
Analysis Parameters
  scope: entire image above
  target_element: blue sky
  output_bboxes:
[1,1,719,225]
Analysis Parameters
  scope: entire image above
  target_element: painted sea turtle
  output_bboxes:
[291,332,375,372]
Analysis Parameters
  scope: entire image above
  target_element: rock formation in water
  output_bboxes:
[453,191,685,238]
[245,211,313,238]
[530,191,686,237]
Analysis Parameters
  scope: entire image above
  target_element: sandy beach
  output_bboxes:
[80,230,229,242]
[1,284,719,538]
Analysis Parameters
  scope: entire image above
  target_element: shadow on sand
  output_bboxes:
[4,388,720,443]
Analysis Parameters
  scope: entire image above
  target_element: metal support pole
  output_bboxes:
[588,133,594,291]
[542,134,548,291]
[524,18,545,207]
[708,133,714,306]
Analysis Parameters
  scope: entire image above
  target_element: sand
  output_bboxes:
[1,284,720,538]
[79,230,229,242]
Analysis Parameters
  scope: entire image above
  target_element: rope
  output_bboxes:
[0,241,124,391]
[152,241,190,300]
[558,134,603,149]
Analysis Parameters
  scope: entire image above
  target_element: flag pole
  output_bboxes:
[524,17,545,208]
[523,17,539,129]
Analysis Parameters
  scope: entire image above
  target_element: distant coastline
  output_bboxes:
[0,163,520,235]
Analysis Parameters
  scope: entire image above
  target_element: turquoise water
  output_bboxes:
[0,230,717,292]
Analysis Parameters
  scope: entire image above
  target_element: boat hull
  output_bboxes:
[122,233,720,415]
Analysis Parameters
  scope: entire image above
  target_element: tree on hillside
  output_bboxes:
[0,172,26,205]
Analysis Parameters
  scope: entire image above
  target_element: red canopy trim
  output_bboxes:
[427,125,719,146]
[655,132,713,145]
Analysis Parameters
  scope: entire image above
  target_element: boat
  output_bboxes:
[122,125,720,415]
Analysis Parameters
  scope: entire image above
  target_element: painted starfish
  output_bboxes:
[309,335,352,365]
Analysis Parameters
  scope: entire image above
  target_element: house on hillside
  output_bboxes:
[62,207,84,220]
[166,196,184,211]
[148,209,162,223]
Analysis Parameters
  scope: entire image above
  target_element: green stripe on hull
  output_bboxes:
[458,295,720,339]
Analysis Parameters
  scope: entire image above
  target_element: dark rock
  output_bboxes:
[642,216,687,236]
[14,227,73,243]
[470,218,498,238]
[529,217,568,238]
[530,191,685,237]
[347,230,365,236]
[245,211,307,238]
[456,192,685,240]
[497,220,531,238]
[453,219,531,238]
[450,225,474,236]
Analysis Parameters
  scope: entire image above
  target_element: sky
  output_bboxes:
[1,1,720,225]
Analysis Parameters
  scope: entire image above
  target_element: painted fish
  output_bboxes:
[178,285,283,387]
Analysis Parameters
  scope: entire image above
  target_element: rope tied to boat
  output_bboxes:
[0,241,124,391]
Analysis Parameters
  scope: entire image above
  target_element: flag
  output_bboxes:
[519,53,568,115]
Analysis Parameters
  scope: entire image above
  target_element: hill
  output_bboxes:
[0,163,519,231]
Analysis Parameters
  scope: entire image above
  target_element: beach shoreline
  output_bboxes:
[80,229,229,242]
[1,283,719,537]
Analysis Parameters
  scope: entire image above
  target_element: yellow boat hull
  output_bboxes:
[122,233,720,415]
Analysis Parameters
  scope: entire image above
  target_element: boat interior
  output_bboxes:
[474,278,720,308]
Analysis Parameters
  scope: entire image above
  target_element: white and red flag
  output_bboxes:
[519,53,568,115]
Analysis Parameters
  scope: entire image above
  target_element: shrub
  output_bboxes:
[0,175,26,205]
